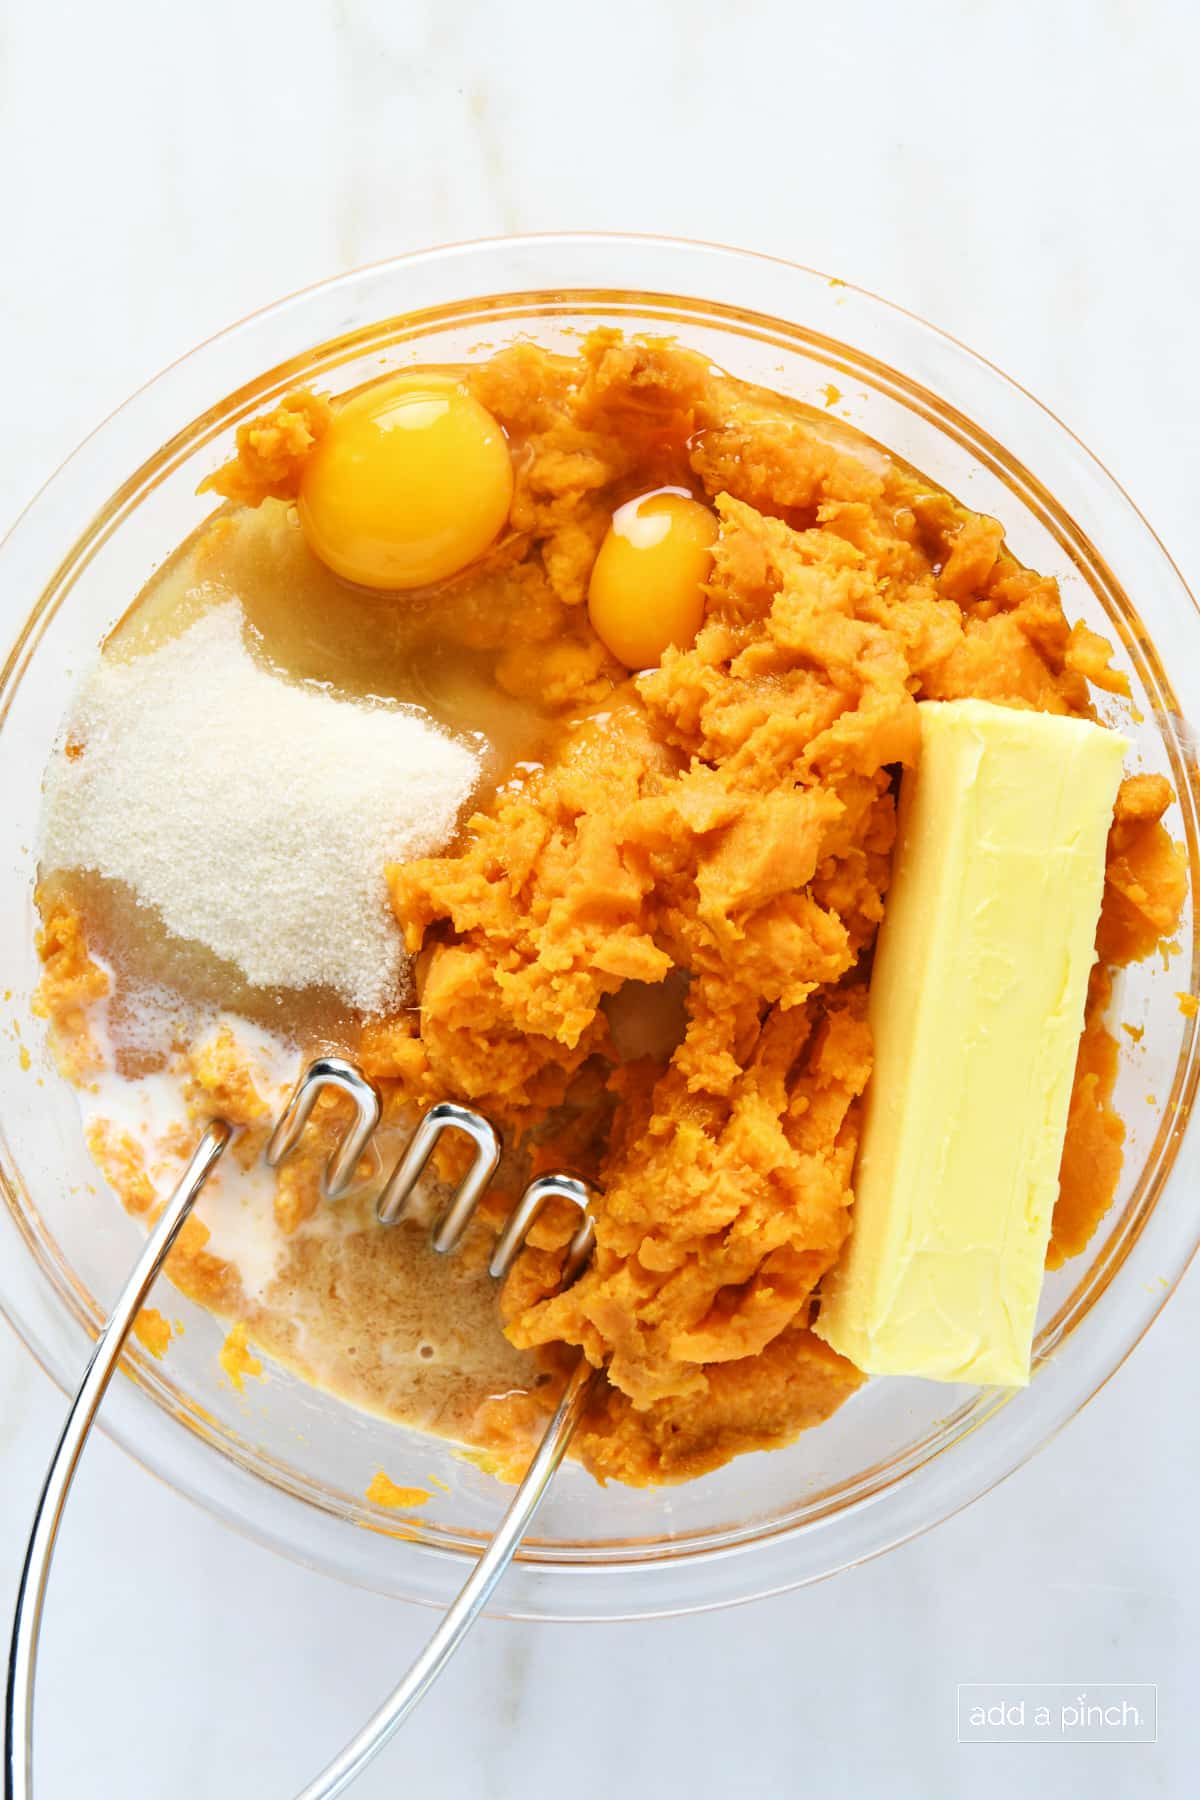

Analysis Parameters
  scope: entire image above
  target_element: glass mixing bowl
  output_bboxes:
[1,235,1197,1621]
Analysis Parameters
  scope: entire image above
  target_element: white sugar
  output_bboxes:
[41,605,478,1012]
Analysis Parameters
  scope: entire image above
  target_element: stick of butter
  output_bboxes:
[815,698,1126,1387]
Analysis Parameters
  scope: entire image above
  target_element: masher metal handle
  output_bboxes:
[4,1122,231,1800]
[4,1093,600,1800]
[294,1353,599,1800]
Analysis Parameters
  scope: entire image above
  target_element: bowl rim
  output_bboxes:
[6,225,1198,612]
[1,231,1197,1619]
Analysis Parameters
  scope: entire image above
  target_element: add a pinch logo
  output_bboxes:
[956,1685,1157,1744]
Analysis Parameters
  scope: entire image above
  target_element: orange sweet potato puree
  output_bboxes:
[37,333,1187,1487]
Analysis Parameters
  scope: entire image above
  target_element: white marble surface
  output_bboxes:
[2,0,1198,1793]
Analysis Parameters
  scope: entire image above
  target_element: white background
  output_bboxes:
[1,2,1197,1794]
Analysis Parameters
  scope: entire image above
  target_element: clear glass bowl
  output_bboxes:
[1,235,1197,1621]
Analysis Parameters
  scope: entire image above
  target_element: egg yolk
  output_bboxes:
[587,490,718,669]
[297,373,513,590]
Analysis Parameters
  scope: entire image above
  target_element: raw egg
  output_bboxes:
[587,489,717,669]
[298,373,513,590]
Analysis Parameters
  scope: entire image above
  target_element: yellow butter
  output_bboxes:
[815,698,1126,1387]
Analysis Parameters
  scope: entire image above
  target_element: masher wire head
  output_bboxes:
[266,1055,382,1200]
[489,1173,595,1285]
[269,1060,597,1289]
[376,1099,501,1248]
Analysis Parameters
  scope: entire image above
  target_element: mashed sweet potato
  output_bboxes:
[39,332,1188,1488]
[356,335,1186,1483]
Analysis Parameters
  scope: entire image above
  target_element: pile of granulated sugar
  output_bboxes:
[40,604,479,1012]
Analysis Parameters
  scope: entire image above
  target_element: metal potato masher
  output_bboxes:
[5,1056,602,1798]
